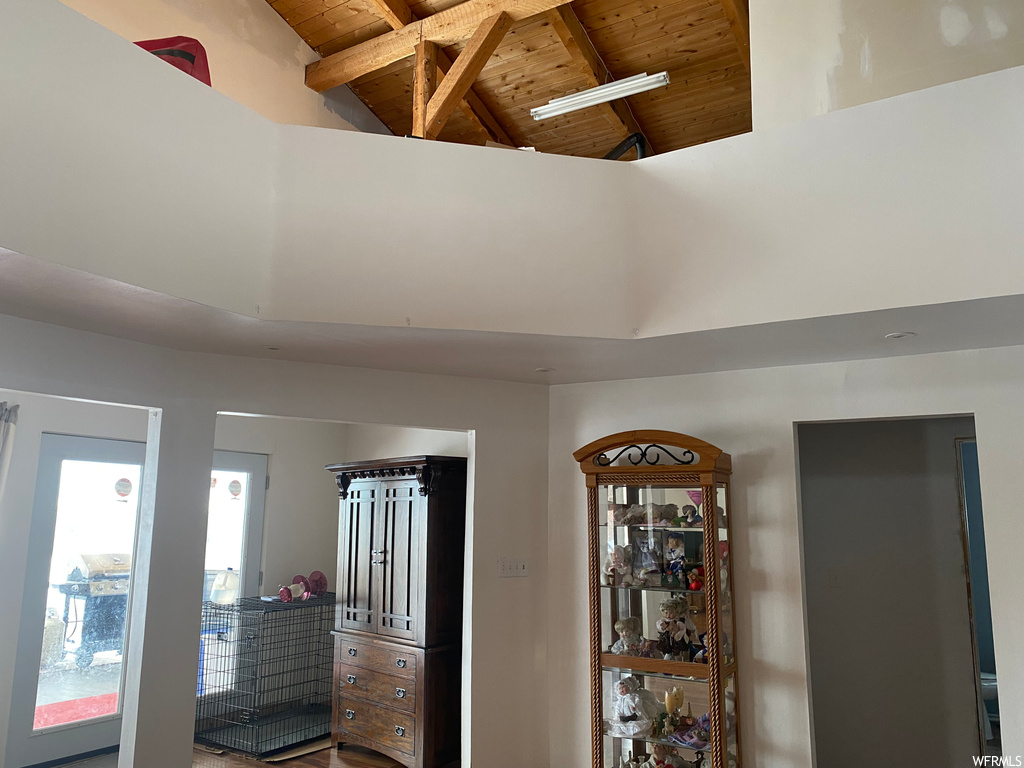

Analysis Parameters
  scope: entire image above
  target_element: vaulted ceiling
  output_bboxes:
[268,0,752,158]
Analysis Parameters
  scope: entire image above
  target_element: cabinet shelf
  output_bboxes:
[602,653,709,680]
[602,583,705,595]
[601,524,705,532]
[604,730,713,756]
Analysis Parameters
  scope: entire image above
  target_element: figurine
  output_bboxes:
[656,597,700,660]
[678,504,702,527]
[718,541,730,598]
[663,533,687,585]
[640,744,688,768]
[691,632,709,664]
[604,544,636,587]
[669,711,711,750]
[687,565,704,592]
[632,532,662,585]
[610,616,650,656]
[607,675,662,738]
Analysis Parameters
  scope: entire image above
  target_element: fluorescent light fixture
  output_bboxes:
[530,72,670,121]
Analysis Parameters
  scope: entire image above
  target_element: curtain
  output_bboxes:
[0,401,18,503]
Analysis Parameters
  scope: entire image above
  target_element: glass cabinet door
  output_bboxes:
[599,484,716,767]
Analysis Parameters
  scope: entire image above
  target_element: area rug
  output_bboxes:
[34,693,119,729]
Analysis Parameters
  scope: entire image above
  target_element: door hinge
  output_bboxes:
[259,570,264,586]
[266,475,271,490]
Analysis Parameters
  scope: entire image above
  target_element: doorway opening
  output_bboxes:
[797,416,998,767]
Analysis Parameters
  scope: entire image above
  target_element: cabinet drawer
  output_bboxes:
[337,637,418,677]
[338,663,416,713]
[337,696,416,755]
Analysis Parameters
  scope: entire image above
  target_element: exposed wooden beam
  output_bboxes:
[425,12,512,139]
[718,0,750,72]
[367,0,414,29]
[545,5,654,156]
[364,0,515,145]
[412,40,438,137]
[305,0,567,91]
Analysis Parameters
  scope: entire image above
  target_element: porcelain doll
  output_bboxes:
[691,632,709,664]
[663,533,686,584]
[604,543,635,586]
[640,744,689,768]
[608,675,662,738]
[632,533,662,585]
[656,597,699,660]
[610,616,649,656]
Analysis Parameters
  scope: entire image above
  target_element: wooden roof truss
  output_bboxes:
[274,0,751,158]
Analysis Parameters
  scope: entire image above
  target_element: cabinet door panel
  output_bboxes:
[339,483,377,633]
[375,481,420,640]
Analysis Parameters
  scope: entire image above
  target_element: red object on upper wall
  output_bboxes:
[134,36,211,86]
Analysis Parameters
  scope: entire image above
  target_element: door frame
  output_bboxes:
[955,436,989,757]
[210,450,267,597]
[6,433,146,768]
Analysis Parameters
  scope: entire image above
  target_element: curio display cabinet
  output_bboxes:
[574,431,741,768]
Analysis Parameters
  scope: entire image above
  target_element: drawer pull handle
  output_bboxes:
[372,559,385,564]
[396,658,407,668]
[396,688,406,698]
[348,648,357,657]
[347,675,356,685]
[345,710,355,720]
[371,549,385,555]
[395,726,405,737]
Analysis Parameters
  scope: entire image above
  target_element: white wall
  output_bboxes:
[214,415,350,593]
[0,392,150,766]
[751,0,1024,130]
[548,345,1024,767]
[632,64,1024,338]
[58,0,388,135]
[799,417,978,767]
[343,423,470,461]
[7,1,1024,343]
[0,313,549,768]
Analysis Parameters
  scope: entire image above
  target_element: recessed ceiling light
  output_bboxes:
[263,345,281,351]
[535,367,555,373]
[884,332,917,340]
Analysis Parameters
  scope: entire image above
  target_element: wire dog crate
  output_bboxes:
[196,593,335,757]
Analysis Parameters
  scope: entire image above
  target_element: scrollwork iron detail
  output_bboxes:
[593,443,696,467]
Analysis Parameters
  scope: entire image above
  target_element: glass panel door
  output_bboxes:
[204,451,267,601]
[7,434,146,768]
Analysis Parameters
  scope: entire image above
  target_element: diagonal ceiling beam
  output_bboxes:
[366,0,515,145]
[718,0,750,72]
[545,5,655,156]
[305,0,568,92]
[425,12,512,140]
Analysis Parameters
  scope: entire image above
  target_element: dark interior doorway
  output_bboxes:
[798,417,998,768]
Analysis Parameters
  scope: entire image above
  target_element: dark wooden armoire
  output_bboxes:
[326,456,467,768]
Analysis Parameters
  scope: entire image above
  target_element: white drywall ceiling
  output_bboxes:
[3,247,1024,385]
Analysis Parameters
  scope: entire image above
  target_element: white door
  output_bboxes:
[5,434,146,768]
[205,450,267,599]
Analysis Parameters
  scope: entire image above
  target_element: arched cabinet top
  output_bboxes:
[573,429,731,480]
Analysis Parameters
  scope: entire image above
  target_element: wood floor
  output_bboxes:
[192,745,403,768]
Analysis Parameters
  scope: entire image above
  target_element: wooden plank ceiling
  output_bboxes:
[269,0,751,158]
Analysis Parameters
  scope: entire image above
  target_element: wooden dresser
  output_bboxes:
[326,456,466,768]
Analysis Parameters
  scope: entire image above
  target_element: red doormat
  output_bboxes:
[34,693,118,729]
